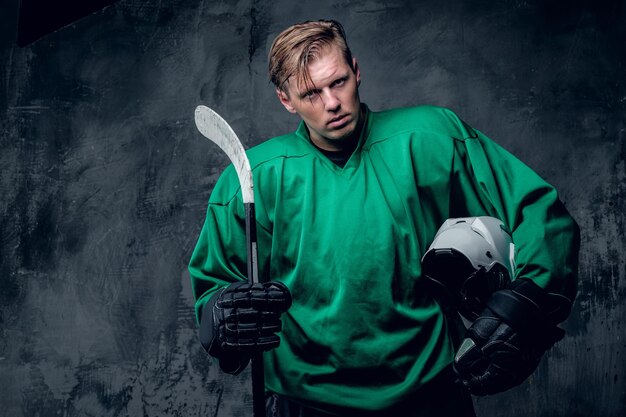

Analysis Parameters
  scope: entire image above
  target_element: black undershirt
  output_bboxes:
[310,135,359,168]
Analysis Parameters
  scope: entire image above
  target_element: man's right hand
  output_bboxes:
[200,280,292,374]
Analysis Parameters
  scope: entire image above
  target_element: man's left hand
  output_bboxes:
[453,278,571,396]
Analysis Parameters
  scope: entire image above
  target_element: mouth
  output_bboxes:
[327,114,349,128]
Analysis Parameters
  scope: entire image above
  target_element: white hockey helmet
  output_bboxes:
[421,216,516,320]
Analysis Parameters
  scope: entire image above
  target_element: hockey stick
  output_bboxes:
[194,105,265,417]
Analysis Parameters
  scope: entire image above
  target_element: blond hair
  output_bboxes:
[268,20,354,93]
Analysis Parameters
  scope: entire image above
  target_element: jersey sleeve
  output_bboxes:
[448,115,580,301]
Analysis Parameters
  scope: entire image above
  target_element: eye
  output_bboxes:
[301,89,320,100]
[332,77,347,88]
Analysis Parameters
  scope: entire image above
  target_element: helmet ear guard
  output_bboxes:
[422,217,515,321]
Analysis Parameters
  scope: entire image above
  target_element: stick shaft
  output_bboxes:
[245,202,265,417]
[251,352,265,417]
[245,203,260,284]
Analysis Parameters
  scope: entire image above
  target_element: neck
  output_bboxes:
[311,106,365,152]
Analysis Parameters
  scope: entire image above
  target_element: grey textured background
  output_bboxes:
[1,0,624,416]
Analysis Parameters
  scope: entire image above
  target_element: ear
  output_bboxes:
[352,57,361,87]
[276,88,297,114]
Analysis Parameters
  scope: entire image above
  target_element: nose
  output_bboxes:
[321,90,341,113]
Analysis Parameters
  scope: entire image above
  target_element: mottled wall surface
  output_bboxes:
[0,0,624,416]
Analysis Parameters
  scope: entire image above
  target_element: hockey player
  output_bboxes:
[189,19,580,417]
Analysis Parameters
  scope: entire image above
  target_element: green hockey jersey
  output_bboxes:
[189,105,579,412]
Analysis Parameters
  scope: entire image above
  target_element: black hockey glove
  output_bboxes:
[453,278,572,396]
[199,280,292,375]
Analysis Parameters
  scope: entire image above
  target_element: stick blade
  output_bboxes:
[194,105,254,203]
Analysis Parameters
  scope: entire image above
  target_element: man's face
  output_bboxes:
[277,45,362,151]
